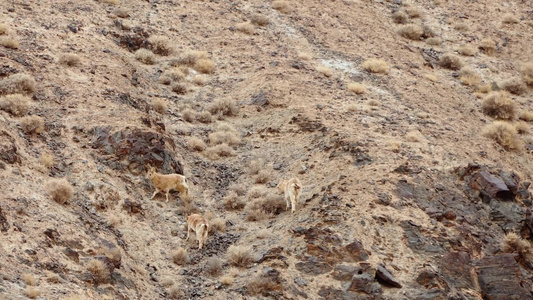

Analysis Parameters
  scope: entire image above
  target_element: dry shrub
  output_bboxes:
[298,52,312,60]
[45,271,60,284]
[101,0,120,4]
[152,98,167,114]
[135,49,156,65]
[205,144,236,160]
[503,232,533,266]
[177,202,198,216]
[209,131,240,146]
[246,208,270,222]
[425,37,441,46]
[253,169,271,184]
[522,63,533,87]
[188,137,207,152]
[362,59,389,74]
[99,247,121,267]
[439,54,463,70]
[502,78,527,96]
[0,73,37,95]
[520,111,533,122]
[255,229,270,239]
[171,83,188,95]
[192,76,206,86]
[482,92,516,120]
[205,257,223,276]
[348,82,366,94]
[229,183,246,196]
[248,186,267,199]
[405,7,422,18]
[58,53,81,66]
[476,84,492,94]
[149,35,173,56]
[480,38,496,56]
[453,22,469,32]
[245,195,284,221]
[107,215,122,227]
[0,36,19,49]
[458,44,476,56]
[23,287,40,299]
[220,275,234,285]
[194,59,215,74]
[20,115,44,134]
[272,1,291,13]
[247,275,282,296]
[172,248,188,265]
[217,123,237,132]
[0,94,30,116]
[224,191,245,210]
[0,24,7,35]
[502,14,519,24]
[210,218,226,233]
[208,98,238,117]
[160,69,185,84]
[515,121,529,134]
[46,179,73,205]
[22,273,37,286]
[41,152,54,168]
[249,158,265,175]
[483,121,522,150]
[114,7,129,18]
[227,245,254,268]
[178,50,208,66]
[251,15,269,26]
[182,108,196,122]
[236,22,255,35]
[87,259,110,284]
[392,11,408,24]
[459,67,481,86]
[316,66,333,77]
[168,285,184,299]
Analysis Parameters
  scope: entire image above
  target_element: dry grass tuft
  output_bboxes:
[224,191,245,210]
[149,35,173,56]
[227,245,254,268]
[100,247,121,267]
[41,152,54,169]
[392,11,408,24]
[246,208,270,222]
[424,74,438,82]
[253,169,272,184]
[114,7,129,18]
[192,75,207,86]
[87,259,110,284]
[178,50,208,66]
[249,158,265,175]
[135,49,156,65]
[168,285,184,299]
[181,108,196,122]
[59,53,81,66]
[22,273,37,286]
[458,44,476,56]
[229,183,246,196]
[46,179,73,205]
[45,271,60,284]
[210,218,226,233]
[188,137,207,152]
[459,67,481,86]
[196,111,213,123]
[515,121,529,135]
[152,98,167,114]
[171,83,188,95]
[483,121,523,150]
[476,83,492,94]
[247,275,282,296]
[347,82,366,94]
[272,1,291,13]
[502,14,519,24]
[220,275,235,285]
[23,287,40,299]
[362,59,389,74]
[0,36,19,49]
[0,24,7,35]
[0,94,30,116]
[502,78,527,95]
[298,52,312,60]
[160,69,185,84]
[397,24,424,40]
[205,257,223,276]
[194,59,215,74]
[521,63,533,87]
[438,54,463,70]
[425,37,441,46]
[503,232,533,265]
[236,22,255,35]
[251,15,269,26]
[205,143,236,160]
[248,186,267,199]
[316,66,333,77]
[405,7,423,18]
[101,0,120,4]
[172,248,188,265]
[20,115,45,134]
[107,215,122,227]
[0,73,37,96]
[209,131,241,146]
[520,111,533,122]
[480,38,496,56]
[453,22,469,32]
[208,98,239,117]
[482,92,516,120]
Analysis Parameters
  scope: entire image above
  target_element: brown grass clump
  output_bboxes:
[405,7,422,18]
[101,0,120,4]
[246,208,270,222]
[220,275,235,285]
[251,15,269,26]
[205,257,223,276]
[205,144,236,160]
[152,98,167,114]
[188,137,207,152]
[168,285,184,299]
[87,259,110,284]
[181,108,196,122]
[209,131,240,146]
[247,275,282,296]
[476,84,492,94]
[397,24,423,40]
[236,22,255,35]
[347,82,366,94]
[482,92,517,120]
[0,94,30,116]
[272,1,291,14]
[0,73,37,96]
[439,54,463,70]
[0,24,7,35]
[22,273,37,286]
[223,191,245,210]
[160,69,185,84]
[362,59,389,74]
[172,247,188,265]
[392,11,408,24]
[227,245,254,268]
[503,232,533,266]
[480,38,496,56]
[149,35,173,56]
[253,169,271,184]
[249,158,265,175]
[107,215,122,227]
[229,183,246,196]
[248,186,267,199]
[58,53,81,66]
[483,121,522,150]
[114,7,129,18]
[515,121,529,135]
[210,218,226,233]
[0,36,19,49]
[502,78,527,96]
[316,66,333,77]
[208,98,239,117]
[192,76,206,86]
[458,44,476,56]
[194,59,215,74]
[425,37,441,46]
[99,247,121,267]
[453,22,469,32]
[178,50,208,66]
[502,14,519,24]
[23,287,40,299]
[519,111,533,122]
[46,179,74,205]
[20,115,45,134]
[135,49,156,65]
[41,152,54,169]
[459,67,481,86]
[521,63,533,87]
[171,83,188,95]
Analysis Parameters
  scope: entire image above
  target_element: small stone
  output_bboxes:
[294,277,307,286]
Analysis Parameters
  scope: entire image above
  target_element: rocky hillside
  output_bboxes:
[1,0,532,299]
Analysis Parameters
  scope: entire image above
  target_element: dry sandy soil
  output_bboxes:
[1,0,533,299]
